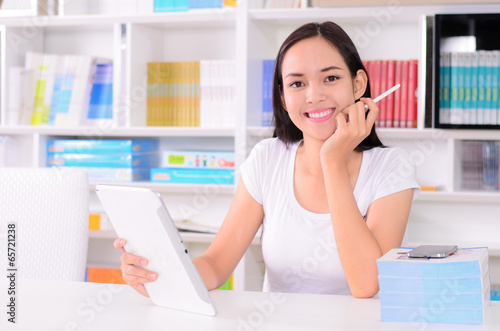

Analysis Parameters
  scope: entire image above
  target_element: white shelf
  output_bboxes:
[0,9,237,28]
[416,191,500,203]
[0,126,235,137]
[89,182,235,194]
[89,229,262,245]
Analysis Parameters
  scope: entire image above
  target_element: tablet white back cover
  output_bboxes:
[95,185,216,316]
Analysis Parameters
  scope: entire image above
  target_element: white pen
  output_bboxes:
[365,83,401,110]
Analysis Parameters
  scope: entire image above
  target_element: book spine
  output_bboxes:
[399,61,409,128]
[393,60,402,128]
[385,60,396,128]
[450,52,460,125]
[378,60,388,128]
[407,59,418,128]
[477,50,487,125]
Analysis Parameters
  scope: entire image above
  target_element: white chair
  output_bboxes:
[0,167,89,281]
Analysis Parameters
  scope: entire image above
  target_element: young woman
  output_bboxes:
[114,21,419,298]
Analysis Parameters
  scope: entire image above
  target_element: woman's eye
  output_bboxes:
[289,81,304,88]
[325,76,339,82]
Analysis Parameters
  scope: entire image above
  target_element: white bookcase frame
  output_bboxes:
[1,1,500,289]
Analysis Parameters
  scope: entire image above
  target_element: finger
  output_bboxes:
[336,111,348,130]
[122,264,158,284]
[360,98,379,128]
[113,238,127,253]
[131,283,150,297]
[121,252,149,267]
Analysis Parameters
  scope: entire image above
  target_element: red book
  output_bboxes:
[393,61,403,128]
[366,60,375,96]
[400,61,410,128]
[386,60,396,128]
[407,59,418,128]
[379,60,388,128]
[371,60,382,126]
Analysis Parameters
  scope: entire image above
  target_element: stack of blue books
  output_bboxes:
[377,247,490,324]
[47,139,159,182]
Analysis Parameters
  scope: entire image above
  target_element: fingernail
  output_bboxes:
[119,239,125,245]
[150,273,157,280]
[141,259,147,266]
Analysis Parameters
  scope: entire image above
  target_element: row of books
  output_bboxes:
[8,52,113,127]
[363,59,418,128]
[153,0,235,12]
[459,140,499,191]
[47,139,160,182]
[439,51,500,126]
[377,247,490,324]
[147,60,236,128]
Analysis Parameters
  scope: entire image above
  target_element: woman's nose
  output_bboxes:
[305,83,327,104]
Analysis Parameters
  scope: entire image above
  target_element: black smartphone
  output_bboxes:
[407,245,458,258]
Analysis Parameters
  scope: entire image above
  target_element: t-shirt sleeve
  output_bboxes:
[239,139,272,205]
[373,147,421,202]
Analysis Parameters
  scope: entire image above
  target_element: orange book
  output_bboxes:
[407,59,418,128]
[385,60,396,128]
[87,267,126,285]
[400,61,410,128]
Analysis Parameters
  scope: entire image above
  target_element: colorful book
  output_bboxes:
[150,167,234,184]
[47,139,159,154]
[161,150,235,169]
[47,153,159,168]
[85,63,113,125]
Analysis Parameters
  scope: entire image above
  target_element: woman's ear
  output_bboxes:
[353,69,368,100]
[280,92,287,112]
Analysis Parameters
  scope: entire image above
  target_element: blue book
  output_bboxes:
[87,63,113,122]
[380,290,489,309]
[477,50,487,125]
[470,52,479,125]
[47,153,160,168]
[262,59,274,126]
[381,306,486,324]
[449,53,459,124]
[150,167,234,184]
[47,139,159,154]
[378,273,487,293]
[377,247,489,278]
[440,53,451,125]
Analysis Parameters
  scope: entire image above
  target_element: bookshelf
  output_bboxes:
[1,1,500,289]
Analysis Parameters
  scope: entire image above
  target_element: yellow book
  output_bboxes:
[194,61,200,126]
[147,63,153,126]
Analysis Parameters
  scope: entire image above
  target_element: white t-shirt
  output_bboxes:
[240,137,420,295]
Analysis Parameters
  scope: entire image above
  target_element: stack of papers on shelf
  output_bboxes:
[377,247,490,324]
[173,220,218,234]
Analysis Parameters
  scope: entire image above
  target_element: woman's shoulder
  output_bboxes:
[364,146,415,172]
[250,137,294,155]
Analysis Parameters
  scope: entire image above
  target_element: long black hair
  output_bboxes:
[272,21,384,151]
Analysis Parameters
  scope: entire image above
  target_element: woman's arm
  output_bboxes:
[320,98,414,298]
[114,177,264,295]
[194,177,264,290]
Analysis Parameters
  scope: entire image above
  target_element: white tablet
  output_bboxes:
[95,184,217,316]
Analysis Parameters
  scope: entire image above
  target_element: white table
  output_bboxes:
[2,279,499,331]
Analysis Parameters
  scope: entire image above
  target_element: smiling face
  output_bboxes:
[280,36,367,142]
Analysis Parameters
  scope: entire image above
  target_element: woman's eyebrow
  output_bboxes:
[285,65,343,79]
[321,66,342,72]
